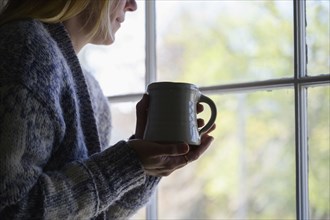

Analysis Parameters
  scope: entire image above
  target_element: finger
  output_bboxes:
[145,156,187,176]
[197,103,204,114]
[204,123,216,134]
[147,142,190,157]
[200,123,216,136]
[197,118,205,128]
[186,135,214,162]
[146,153,189,171]
[146,169,173,177]
[163,155,189,168]
[144,169,164,177]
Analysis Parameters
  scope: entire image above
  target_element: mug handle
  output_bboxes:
[198,94,217,136]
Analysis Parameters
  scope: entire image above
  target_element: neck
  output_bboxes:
[63,17,88,53]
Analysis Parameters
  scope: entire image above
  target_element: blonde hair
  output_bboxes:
[0,0,120,42]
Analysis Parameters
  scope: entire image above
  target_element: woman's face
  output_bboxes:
[92,0,137,45]
[110,0,137,37]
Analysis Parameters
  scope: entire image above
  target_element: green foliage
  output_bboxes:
[308,86,330,219]
[158,1,295,86]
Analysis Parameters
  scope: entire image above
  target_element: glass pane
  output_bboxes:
[78,1,145,97]
[308,86,330,219]
[109,102,136,145]
[156,1,293,86]
[130,208,146,220]
[306,0,330,75]
[158,89,296,219]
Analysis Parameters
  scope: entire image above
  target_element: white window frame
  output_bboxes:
[107,1,330,219]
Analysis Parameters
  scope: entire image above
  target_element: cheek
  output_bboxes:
[111,20,120,34]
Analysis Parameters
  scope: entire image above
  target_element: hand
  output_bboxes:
[128,140,189,176]
[128,126,215,177]
[131,95,216,176]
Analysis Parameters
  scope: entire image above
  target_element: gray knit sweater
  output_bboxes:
[0,19,159,219]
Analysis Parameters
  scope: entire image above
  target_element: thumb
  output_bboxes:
[136,93,149,117]
[135,94,149,139]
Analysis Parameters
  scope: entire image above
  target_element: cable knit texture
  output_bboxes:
[0,19,160,219]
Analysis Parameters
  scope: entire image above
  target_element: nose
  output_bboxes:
[125,0,137,12]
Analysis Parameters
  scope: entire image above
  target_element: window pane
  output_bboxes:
[158,90,296,219]
[308,86,330,219]
[306,0,330,75]
[130,208,146,220]
[156,1,293,86]
[78,1,145,96]
[109,102,136,145]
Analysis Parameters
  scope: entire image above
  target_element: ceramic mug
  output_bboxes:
[143,82,217,145]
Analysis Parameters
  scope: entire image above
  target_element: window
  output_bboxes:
[78,0,330,219]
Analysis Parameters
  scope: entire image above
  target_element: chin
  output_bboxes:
[107,36,115,45]
[102,38,114,45]
[91,36,115,46]
[102,31,116,45]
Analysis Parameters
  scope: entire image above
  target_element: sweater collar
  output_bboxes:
[43,22,102,155]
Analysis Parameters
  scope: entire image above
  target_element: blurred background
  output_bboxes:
[78,1,329,219]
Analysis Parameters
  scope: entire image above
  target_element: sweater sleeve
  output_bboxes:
[0,85,155,219]
[89,147,161,219]
[106,176,160,219]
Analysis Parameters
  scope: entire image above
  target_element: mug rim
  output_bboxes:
[147,81,198,90]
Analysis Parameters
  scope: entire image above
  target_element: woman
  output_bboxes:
[0,0,215,219]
